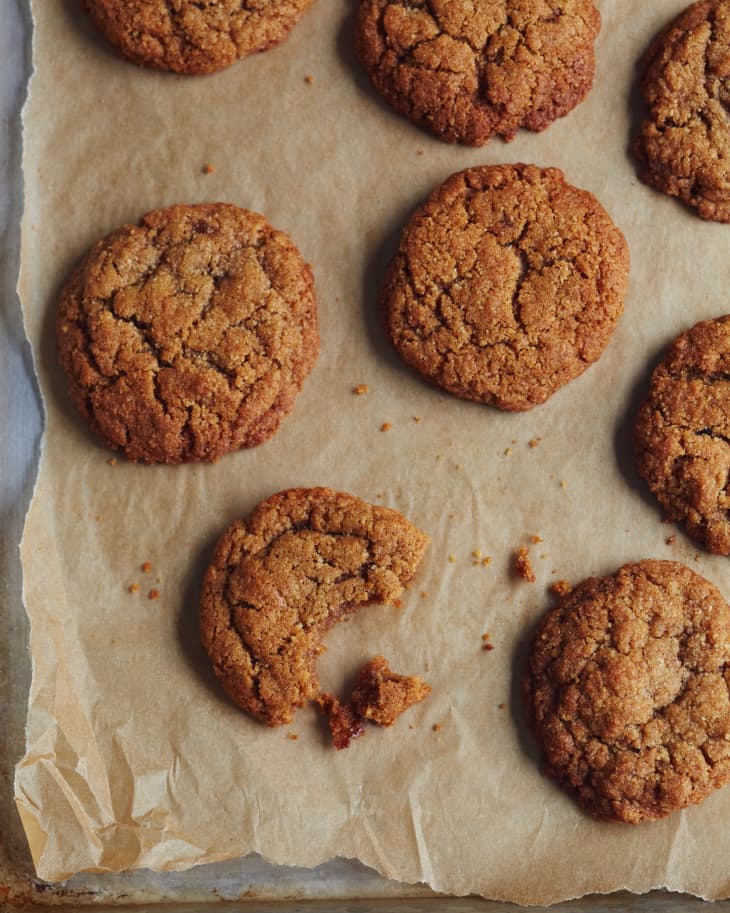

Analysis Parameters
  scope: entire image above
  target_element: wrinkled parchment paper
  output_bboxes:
[14,0,730,903]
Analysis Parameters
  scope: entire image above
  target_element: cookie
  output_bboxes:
[84,0,314,75]
[351,655,431,726]
[525,559,730,823]
[355,0,601,145]
[57,203,318,464]
[383,164,629,411]
[635,1,730,222]
[199,488,429,726]
[635,316,730,554]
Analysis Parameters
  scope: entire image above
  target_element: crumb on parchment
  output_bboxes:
[514,547,536,582]
[380,422,392,432]
[353,384,369,395]
[550,580,573,598]
[148,588,160,600]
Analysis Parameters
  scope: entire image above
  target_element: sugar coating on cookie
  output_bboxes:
[525,559,730,823]
[635,0,730,222]
[84,0,314,75]
[199,488,430,726]
[355,0,601,145]
[383,164,629,411]
[57,203,318,464]
[635,316,730,554]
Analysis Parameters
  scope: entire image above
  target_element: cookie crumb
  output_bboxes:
[504,447,512,456]
[202,163,215,174]
[416,149,424,156]
[559,480,566,489]
[473,549,482,559]
[393,598,403,609]
[514,547,536,582]
[352,384,369,395]
[128,582,139,593]
[317,693,365,750]
[107,457,117,466]
[550,580,573,598]
[432,723,442,732]
[380,422,392,432]
[287,733,299,741]
[304,73,315,84]
[413,415,422,422]
[352,656,431,727]
[482,557,492,566]
[483,642,495,651]
[420,591,428,599]
[531,535,543,544]
[148,588,160,600]
[498,703,506,710]
[666,536,676,546]
[448,553,457,563]
[141,561,152,573]
[528,438,541,448]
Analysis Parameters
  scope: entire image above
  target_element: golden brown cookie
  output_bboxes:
[199,488,429,726]
[383,164,629,411]
[84,0,314,75]
[635,1,730,222]
[355,0,601,145]
[525,559,730,823]
[635,316,730,554]
[57,203,318,464]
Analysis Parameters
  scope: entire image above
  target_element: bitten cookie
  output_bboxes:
[635,0,730,222]
[383,164,629,411]
[84,0,314,75]
[199,488,429,726]
[525,559,730,823]
[355,0,601,145]
[57,203,318,464]
[635,316,730,554]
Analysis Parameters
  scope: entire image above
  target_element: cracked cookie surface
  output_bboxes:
[84,0,314,74]
[383,164,629,411]
[635,0,730,222]
[635,316,730,554]
[355,0,601,145]
[57,203,318,464]
[525,559,730,823]
[199,488,429,726]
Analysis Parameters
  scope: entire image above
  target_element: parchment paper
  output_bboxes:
[14,0,730,903]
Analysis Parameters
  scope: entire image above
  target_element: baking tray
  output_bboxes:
[3,1,730,909]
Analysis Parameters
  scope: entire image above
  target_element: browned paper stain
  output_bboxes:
[14,0,730,903]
